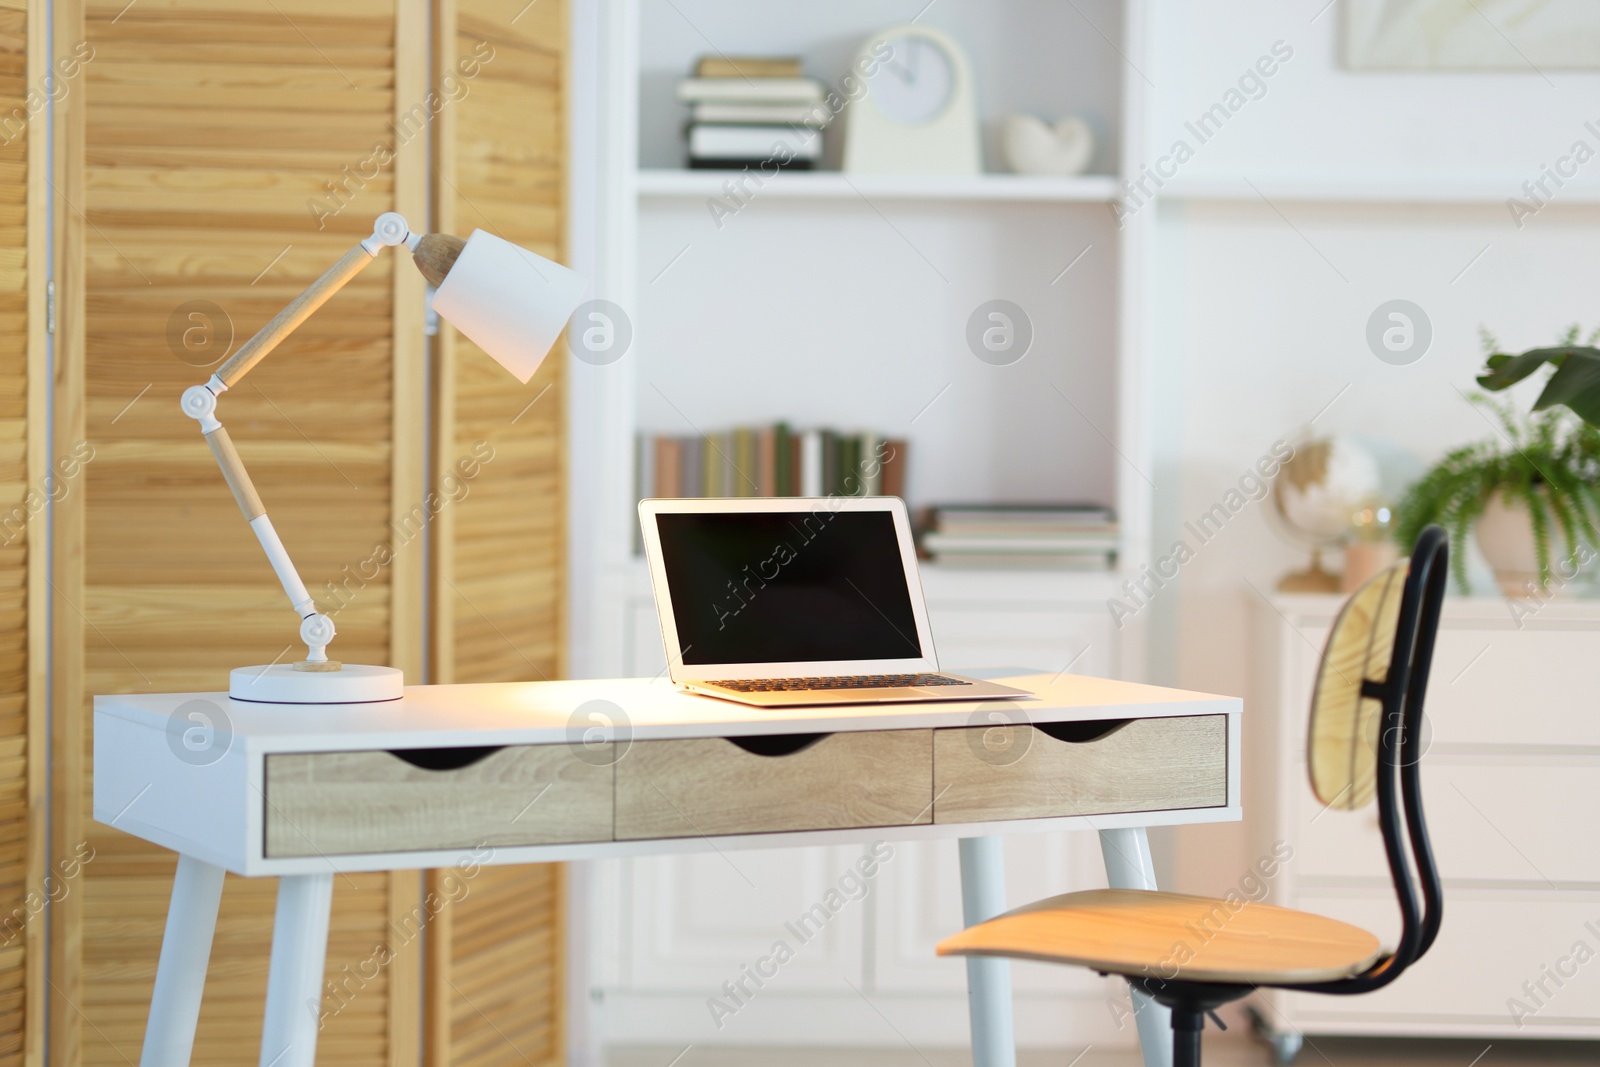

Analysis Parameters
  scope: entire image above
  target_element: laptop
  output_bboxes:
[638,496,1032,707]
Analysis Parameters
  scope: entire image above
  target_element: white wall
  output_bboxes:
[1143,0,1600,894]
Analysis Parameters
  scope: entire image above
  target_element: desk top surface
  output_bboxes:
[94,670,1240,753]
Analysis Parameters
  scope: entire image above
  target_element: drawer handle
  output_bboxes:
[1035,720,1131,744]
[725,733,830,757]
[388,746,505,771]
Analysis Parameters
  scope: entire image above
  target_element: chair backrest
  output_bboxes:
[1300,525,1448,994]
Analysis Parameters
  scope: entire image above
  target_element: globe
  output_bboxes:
[1273,436,1381,592]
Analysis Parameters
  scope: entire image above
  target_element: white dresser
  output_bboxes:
[1249,594,1600,1059]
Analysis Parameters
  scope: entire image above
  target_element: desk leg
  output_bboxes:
[258,873,334,1067]
[958,836,1016,1067]
[141,855,226,1067]
[1099,827,1172,1067]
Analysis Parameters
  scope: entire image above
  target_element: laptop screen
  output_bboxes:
[654,509,924,666]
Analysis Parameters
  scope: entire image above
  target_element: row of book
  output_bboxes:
[918,504,1118,570]
[636,426,907,500]
[677,55,826,169]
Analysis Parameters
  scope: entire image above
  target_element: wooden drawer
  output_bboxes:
[614,730,932,840]
[932,715,1228,824]
[1294,625,1600,748]
[264,745,613,857]
[1294,754,1600,886]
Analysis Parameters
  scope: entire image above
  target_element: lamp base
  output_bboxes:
[229,663,404,704]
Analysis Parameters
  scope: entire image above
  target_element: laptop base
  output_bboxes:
[680,673,1030,708]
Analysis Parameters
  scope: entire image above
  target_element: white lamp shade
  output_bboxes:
[432,229,587,383]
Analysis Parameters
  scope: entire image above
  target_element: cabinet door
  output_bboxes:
[1295,753,1600,887]
[1282,888,1600,1029]
[871,831,1118,997]
[622,845,870,994]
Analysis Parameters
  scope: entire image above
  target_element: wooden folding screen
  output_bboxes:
[0,2,49,1064]
[56,1,428,1063]
[26,0,572,1061]
[426,2,568,1064]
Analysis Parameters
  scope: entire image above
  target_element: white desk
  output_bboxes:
[94,670,1242,1067]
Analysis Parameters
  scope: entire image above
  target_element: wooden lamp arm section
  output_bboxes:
[179,214,419,665]
[215,243,378,388]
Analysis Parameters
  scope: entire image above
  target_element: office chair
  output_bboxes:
[938,525,1449,1067]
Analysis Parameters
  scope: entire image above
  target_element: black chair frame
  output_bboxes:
[1130,525,1449,1067]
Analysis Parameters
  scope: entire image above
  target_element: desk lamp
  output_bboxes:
[180,212,586,704]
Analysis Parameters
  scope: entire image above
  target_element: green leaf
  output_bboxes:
[1532,351,1600,427]
[1477,346,1583,391]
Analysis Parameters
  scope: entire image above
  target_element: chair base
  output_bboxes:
[1141,980,1253,1067]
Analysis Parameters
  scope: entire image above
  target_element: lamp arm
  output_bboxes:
[180,213,418,667]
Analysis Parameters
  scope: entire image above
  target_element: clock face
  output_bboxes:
[867,33,955,125]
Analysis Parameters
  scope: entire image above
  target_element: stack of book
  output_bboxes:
[677,55,828,170]
[636,426,907,499]
[919,505,1119,570]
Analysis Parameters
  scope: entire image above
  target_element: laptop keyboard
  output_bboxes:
[708,673,971,693]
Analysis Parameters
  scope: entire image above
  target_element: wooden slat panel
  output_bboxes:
[438,0,566,688]
[440,864,561,1067]
[49,0,87,1059]
[69,2,424,1065]
[429,1,567,1064]
[0,4,41,1065]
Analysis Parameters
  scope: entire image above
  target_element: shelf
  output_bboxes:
[635,169,1121,204]
[1161,176,1600,205]
[640,170,1600,208]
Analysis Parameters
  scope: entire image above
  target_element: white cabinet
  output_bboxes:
[593,566,1135,1048]
[1249,594,1600,1047]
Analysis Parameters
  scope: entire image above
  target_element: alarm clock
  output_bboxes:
[843,25,981,175]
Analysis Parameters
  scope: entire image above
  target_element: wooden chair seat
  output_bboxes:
[937,889,1383,986]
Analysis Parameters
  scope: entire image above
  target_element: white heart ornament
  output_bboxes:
[1001,114,1094,176]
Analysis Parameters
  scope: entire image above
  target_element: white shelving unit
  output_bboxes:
[566,0,1156,1054]
[572,0,1153,678]
[636,168,1124,202]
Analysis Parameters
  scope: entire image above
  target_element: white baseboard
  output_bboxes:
[596,990,1144,1049]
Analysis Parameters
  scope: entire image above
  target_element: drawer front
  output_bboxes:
[264,745,613,858]
[933,715,1228,824]
[1295,755,1600,886]
[1426,627,1600,747]
[1283,888,1600,1026]
[614,730,932,840]
[1292,624,1600,749]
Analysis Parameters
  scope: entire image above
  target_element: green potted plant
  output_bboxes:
[1478,325,1600,428]
[1395,394,1600,596]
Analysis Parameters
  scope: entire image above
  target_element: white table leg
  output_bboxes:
[259,873,334,1067]
[958,836,1016,1067]
[1099,827,1173,1067]
[141,855,227,1067]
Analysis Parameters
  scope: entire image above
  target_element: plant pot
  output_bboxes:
[1474,488,1571,598]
